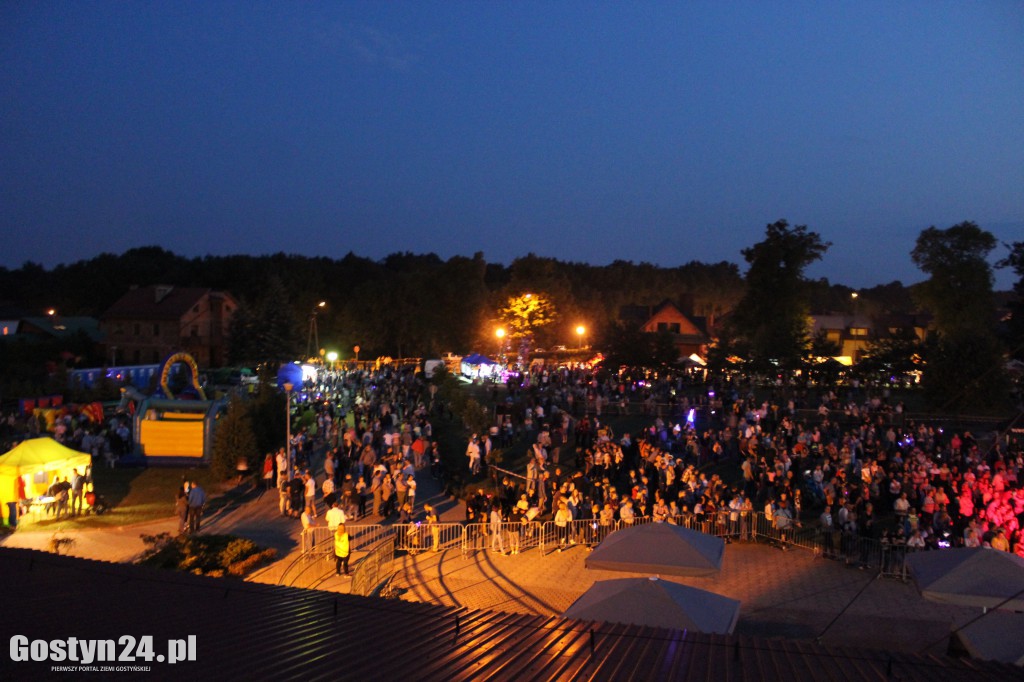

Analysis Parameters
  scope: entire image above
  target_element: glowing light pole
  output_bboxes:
[496,327,506,360]
[283,381,293,481]
[576,324,586,349]
[306,301,326,361]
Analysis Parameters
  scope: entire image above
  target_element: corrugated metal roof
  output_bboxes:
[0,548,1013,681]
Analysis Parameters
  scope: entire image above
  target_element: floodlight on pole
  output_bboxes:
[306,301,327,361]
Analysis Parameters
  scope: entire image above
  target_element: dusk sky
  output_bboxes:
[2,2,1022,289]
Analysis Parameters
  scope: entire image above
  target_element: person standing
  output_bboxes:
[303,472,318,518]
[395,472,409,510]
[490,503,506,554]
[262,453,275,490]
[187,481,206,533]
[70,468,86,516]
[326,499,346,532]
[278,475,291,517]
[334,524,351,577]
[371,470,384,516]
[425,503,440,552]
[554,501,572,552]
[355,476,368,519]
[466,435,481,476]
[405,474,417,510]
[275,448,288,487]
[175,489,189,534]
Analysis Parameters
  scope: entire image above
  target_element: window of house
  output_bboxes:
[656,322,681,333]
[849,327,868,337]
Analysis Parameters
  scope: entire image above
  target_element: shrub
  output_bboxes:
[138,533,275,577]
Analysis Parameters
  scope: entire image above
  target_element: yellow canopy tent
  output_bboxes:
[0,437,92,526]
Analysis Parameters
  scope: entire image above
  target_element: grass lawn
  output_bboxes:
[13,465,222,531]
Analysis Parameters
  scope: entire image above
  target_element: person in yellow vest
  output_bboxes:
[334,524,351,577]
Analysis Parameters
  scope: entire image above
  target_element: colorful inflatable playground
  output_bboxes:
[130,352,225,465]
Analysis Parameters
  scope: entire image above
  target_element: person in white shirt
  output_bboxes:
[325,500,346,531]
[466,435,481,475]
[304,472,318,518]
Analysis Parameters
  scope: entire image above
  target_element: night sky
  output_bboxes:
[2,2,1022,288]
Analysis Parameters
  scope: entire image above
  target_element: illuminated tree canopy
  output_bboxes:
[500,292,557,339]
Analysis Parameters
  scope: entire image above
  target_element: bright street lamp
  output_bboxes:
[326,351,338,368]
[495,327,506,358]
[576,325,586,349]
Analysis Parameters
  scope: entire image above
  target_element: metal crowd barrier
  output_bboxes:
[302,524,396,558]
[461,521,545,554]
[298,512,914,578]
[394,522,465,554]
[350,537,396,597]
[747,513,912,579]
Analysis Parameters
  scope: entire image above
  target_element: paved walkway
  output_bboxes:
[0,464,983,657]
[386,539,979,656]
[0,482,306,563]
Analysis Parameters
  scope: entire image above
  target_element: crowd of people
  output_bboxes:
[457,367,1024,562]
[262,366,443,548]
[1,408,134,470]
[4,360,1021,568]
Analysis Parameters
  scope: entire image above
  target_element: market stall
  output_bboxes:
[0,437,92,526]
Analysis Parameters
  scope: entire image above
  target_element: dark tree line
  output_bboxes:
[2,222,1021,412]
[0,247,747,367]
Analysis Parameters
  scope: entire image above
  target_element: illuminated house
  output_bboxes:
[810,313,930,364]
[620,300,711,361]
[100,285,238,367]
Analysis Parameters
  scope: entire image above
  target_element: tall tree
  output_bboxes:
[727,220,830,372]
[227,275,301,366]
[911,222,1007,410]
[211,394,260,479]
[997,240,1024,361]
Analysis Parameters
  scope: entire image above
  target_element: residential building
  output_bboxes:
[100,285,238,368]
[621,300,711,361]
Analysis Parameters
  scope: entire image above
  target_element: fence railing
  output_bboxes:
[395,522,465,554]
[302,524,396,557]
[350,536,396,597]
[298,512,917,578]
